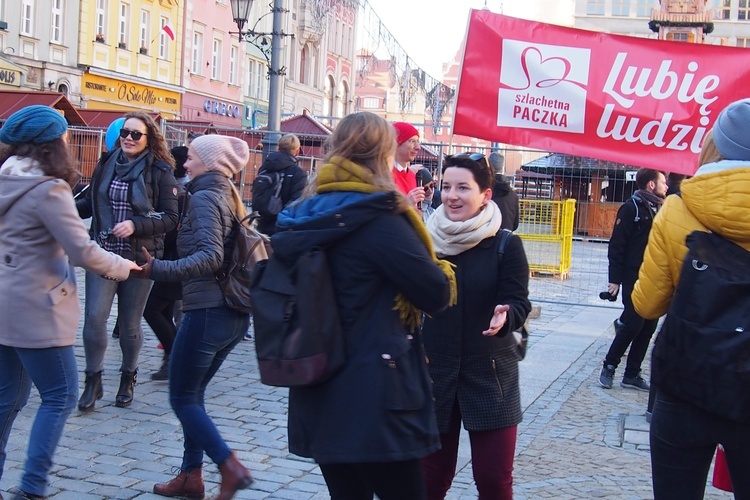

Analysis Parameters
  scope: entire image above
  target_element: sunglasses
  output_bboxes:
[451,152,491,171]
[119,129,147,141]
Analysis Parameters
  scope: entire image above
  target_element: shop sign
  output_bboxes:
[203,99,241,118]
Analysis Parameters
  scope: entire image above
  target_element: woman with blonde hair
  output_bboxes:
[135,135,254,500]
[0,105,138,500]
[76,111,178,411]
[633,99,750,498]
[274,111,455,499]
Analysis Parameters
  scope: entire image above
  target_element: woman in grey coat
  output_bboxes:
[0,105,137,500]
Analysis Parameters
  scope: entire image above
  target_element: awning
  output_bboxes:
[0,90,86,125]
[78,109,161,128]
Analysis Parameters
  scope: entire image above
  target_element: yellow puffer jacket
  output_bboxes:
[632,162,750,319]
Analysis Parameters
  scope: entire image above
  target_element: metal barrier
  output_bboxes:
[516,199,575,280]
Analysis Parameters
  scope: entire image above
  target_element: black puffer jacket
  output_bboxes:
[76,150,178,264]
[608,194,656,289]
[149,171,236,311]
[492,176,520,231]
[255,151,308,235]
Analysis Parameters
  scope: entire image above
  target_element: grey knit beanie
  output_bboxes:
[712,98,750,160]
[190,135,249,177]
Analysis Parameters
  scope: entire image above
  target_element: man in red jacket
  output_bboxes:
[392,122,424,208]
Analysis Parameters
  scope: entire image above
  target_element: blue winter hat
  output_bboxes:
[712,98,750,160]
[0,105,68,145]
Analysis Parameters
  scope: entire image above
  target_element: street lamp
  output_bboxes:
[230,0,293,156]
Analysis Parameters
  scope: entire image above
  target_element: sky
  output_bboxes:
[367,0,529,78]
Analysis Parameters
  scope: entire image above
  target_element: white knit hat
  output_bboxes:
[190,135,249,177]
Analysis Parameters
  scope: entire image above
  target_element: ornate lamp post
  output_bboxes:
[230,0,293,155]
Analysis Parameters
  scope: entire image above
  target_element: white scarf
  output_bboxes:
[426,200,503,257]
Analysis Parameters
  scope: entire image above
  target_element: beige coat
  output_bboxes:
[0,157,131,348]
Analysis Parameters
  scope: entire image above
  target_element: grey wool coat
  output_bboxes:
[0,159,132,349]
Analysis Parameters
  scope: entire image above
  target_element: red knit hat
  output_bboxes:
[393,122,419,146]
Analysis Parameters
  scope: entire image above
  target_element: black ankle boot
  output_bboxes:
[78,371,103,412]
[151,355,169,381]
[115,370,137,408]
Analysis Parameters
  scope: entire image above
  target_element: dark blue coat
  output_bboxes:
[275,191,450,464]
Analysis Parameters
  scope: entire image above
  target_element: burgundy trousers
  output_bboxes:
[421,399,517,500]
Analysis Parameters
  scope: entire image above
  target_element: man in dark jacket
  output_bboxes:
[255,134,308,235]
[488,152,519,231]
[599,168,667,391]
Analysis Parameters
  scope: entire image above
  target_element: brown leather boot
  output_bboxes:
[153,467,204,499]
[215,453,253,500]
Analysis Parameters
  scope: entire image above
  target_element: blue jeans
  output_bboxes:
[169,307,249,471]
[650,391,750,499]
[0,345,77,496]
[82,272,153,373]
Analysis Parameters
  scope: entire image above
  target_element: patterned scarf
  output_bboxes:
[316,156,457,331]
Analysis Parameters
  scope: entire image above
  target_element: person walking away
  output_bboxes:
[0,105,138,500]
[276,112,455,499]
[488,152,520,231]
[420,152,531,500]
[75,111,178,411]
[253,133,307,236]
[633,99,750,498]
[599,168,667,391]
[142,146,188,381]
[135,135,255,500]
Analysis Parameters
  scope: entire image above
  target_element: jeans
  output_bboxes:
[169,307,249,471]
[82,272,153,373]
[422,399,517,500]
[604,285,658,378]
[0,345,77,496]
[319,460,425,500]
[650,391,750,499]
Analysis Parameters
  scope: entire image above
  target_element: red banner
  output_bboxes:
[453,11,750,174]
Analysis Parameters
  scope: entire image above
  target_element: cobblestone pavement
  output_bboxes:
[0,275,735,499]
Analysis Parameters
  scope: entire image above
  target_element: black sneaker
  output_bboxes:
[621,375,650,392]
[599,364,615,389]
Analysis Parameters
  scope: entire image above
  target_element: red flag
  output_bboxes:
[453,11,750,175]
[162,22,175,41]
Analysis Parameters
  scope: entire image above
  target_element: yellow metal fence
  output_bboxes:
[516,199,576,280]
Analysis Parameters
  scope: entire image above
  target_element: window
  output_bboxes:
[229,46,238,85]
[737,37,750,47]
[139,9,150,50]
[741,0,750,20]
[256,61,266,98]
[159,17,169,58]
[119,2,130,46]
[636,0,654,17]
[612,0,630,16]
[670,32,689,41]
[191,29,203,75]
[586,0,605,15]
[715,0,731,20]
[211,36,222,80]
[21,0,34,37]
[247,57,256,97]
[337,81,349,117]
[96,0,107,37]
[362,97,379,109]
[51,0,63,43]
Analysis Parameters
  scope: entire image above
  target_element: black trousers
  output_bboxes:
[143,293,177,356]
[319,459,426,500]
[604,284,658,379]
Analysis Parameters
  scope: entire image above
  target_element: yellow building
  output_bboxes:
[77,0,184,117]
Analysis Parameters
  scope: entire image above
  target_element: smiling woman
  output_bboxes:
[75,110,178,412]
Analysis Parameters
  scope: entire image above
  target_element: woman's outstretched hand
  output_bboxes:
[130,247,154,279]
[482,304,510,336]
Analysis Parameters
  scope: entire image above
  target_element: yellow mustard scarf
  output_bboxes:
[317,156,457,331]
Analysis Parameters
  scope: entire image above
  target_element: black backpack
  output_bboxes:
[214,213,270,314]
[496,229,530,360]
[651,230,750,422]
[250,247,345,387]
[252,170,284,218]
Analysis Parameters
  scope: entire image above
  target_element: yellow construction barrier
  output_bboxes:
[515,199,575,280]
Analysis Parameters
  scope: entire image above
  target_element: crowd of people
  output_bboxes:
[0,100,747,500]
